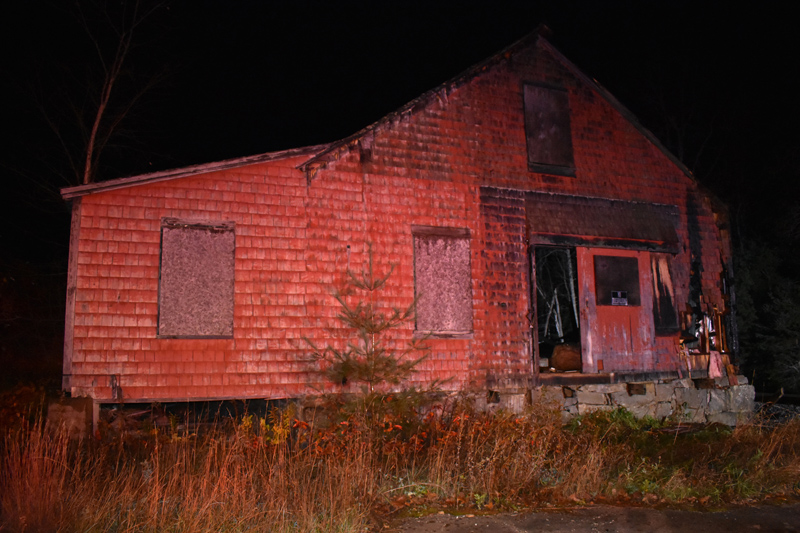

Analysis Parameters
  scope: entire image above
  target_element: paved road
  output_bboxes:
[386,503,800,532]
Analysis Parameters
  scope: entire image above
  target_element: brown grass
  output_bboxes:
[2,398,799,532]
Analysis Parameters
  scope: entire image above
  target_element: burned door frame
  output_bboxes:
[524,191,680,381]
[530,246,661,376]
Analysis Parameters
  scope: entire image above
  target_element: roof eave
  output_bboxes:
[61,143,331,200]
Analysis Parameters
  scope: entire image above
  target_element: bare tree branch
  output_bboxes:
[20,0,170,186]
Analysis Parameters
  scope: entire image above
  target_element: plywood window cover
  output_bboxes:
[523,83,575,176]
[158,218,235,339]
[412,226,473,338]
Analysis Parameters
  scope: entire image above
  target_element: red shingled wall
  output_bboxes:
[65,39,729,401]
[70,158,316,401]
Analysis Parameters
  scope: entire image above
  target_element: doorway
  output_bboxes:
[533,247,581,372]
[575,248,656,373]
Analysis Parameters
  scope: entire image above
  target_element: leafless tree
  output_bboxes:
[31,0,169,187]
[82,1,167,184]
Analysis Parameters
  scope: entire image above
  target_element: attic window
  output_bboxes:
[158,219,235,338]
[413,226,472,337]
[523,84,575,176]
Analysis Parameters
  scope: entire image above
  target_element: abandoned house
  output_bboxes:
[60,28,753,424]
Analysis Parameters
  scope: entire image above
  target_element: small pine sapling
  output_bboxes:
[306,245,428,394]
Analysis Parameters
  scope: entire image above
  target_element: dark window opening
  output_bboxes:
[158,219,235,338]
[413,227,472,336]
[651,254,679,334]
[535,247,581,372]
[594,256,640,306]
[523,84,575,176]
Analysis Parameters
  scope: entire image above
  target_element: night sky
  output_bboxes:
[1,1,798,381]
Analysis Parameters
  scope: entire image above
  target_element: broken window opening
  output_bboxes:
[593,255,641,306]
[534,246,581,372]
[682,305,730,355]
[651,253,679,335]
[677,260,732,366]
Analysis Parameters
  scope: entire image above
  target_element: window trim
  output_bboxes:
[411,225,470,239]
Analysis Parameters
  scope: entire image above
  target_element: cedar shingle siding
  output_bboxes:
[60,30,731,402]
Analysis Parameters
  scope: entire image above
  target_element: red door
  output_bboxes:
[577,248,655,373]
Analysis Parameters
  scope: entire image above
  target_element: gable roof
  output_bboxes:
[297,26,697,186]
[61,26,698,200]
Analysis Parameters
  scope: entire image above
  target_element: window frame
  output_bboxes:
[593,255,641,307]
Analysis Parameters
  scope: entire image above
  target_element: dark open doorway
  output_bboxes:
[534,247,581,372]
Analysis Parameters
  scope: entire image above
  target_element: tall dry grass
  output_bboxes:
[2,399,800,532]
[1,410,379,532]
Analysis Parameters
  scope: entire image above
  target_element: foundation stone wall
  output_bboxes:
[532,376,755,425]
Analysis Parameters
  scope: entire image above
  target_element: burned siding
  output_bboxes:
[476,187,531,389]
[525,192,679,252]
[651,254,679,334]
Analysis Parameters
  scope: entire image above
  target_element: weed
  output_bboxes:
[3,404,800,531]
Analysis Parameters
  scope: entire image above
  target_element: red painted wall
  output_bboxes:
[64,37,729,401]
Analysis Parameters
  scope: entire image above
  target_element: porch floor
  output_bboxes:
[536,370,696,386]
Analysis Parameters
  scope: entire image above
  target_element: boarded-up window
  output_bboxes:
[594,255,640,306]
[523,84,574,174]
[158,219,235,337]
[651,254,679,334]
[413,227,472,335]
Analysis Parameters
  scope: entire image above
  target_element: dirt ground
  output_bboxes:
[384,502,800,532]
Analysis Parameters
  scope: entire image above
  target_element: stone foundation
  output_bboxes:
[46,397,97,439]
[531,376,755,425]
